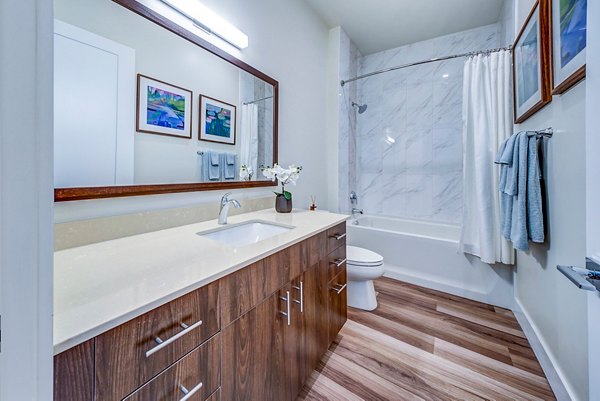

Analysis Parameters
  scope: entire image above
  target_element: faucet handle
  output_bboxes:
[221,192,232,204]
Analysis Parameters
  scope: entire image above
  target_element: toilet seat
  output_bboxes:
[347,246,383,267]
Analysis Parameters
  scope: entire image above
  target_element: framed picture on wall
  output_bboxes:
[512,0,552,124]
[199,95,237,145]
[550,0,587,94]
[136,74,193,138]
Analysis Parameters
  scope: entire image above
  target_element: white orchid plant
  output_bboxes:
[261,164,303,200]
[239,165,253,181]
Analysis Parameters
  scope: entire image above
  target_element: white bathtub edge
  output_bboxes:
[383,264,515,310]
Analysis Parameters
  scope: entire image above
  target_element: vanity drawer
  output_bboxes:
[326,223,346,255]
[327,246,347,282]
[123,334,220,401]
[95,281,220,401]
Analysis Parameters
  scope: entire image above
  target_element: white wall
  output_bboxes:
[0,0,54,399]
[586,1,600,399]
[55,0,330,222]
[502,1,589,400]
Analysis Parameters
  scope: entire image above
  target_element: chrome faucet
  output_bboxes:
[352,208,363,215]
[218,192,241,225]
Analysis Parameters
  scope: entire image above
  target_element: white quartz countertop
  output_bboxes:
[54,209,348,355]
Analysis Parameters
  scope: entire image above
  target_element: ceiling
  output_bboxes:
[303,0,505,55]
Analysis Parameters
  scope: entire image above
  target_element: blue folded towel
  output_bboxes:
[210,151,219,166]
[527,136,544,243]
[495,131,544,251]
[223,153,236,180]
[510,132,529,250]
[202,151,221,181]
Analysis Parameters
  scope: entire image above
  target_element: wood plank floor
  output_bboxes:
[299,277,555,401]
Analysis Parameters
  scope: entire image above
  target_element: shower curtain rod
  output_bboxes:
[340,46,512,87]
[243,95,273,105]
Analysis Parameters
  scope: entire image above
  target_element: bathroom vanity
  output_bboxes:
[53,210,348,401]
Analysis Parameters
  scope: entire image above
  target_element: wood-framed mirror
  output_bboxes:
[54,0,278,201]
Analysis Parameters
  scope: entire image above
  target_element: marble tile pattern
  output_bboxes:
[353,24,499,224]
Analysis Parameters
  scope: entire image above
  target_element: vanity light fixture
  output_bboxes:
[159,0,249,49]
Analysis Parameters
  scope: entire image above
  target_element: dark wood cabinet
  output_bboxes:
[54,222,347,401]
[123,335,220,401]
[54,339,95,401]
[326,222,347,254]
[287,262,329,398]
[95,281,219,401]
[327,269,348,345]
[221,287,291,401]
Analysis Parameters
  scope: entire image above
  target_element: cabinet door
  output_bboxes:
[328,269,348,345]
[54,339,95,401]
[221,287,292,401]
[288,261,332,399]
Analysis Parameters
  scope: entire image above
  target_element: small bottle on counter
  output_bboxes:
[309,195,317,211]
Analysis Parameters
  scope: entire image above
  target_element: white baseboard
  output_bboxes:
[513,298,575,401]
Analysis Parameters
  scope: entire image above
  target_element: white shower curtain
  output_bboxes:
[459,50,515,265]
[240,103,259,176]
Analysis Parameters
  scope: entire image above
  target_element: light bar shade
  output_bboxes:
[160,0,248,49]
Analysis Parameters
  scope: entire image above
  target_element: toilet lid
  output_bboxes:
[347,245,383,266]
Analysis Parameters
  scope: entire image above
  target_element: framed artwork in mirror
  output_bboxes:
[512,0,552,124]
[136,74,193,139]
[550,0,587,94]
[199,95,236,145]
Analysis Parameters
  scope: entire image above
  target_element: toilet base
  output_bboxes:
[347,279,378,311]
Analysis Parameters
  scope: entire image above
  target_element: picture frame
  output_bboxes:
[550,0,587,94]
[512,0,552,124]
[136,74,193,139]
[199,95,237,145]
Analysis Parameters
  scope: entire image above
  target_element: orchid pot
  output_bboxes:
[261,164,303,213]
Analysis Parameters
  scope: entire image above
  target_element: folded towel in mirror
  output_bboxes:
[208,151,221,180]
[224,153,236,180]
[210,151,220,166]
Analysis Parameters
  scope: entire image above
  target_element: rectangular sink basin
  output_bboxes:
[198,220,293,247]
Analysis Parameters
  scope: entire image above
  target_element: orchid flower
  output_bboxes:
[261,164,303,199]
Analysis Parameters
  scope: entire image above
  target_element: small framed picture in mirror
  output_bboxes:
[136,74,193,138]
[199,95,237,145]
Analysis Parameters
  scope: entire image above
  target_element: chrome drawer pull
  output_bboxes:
[331,258,347,267]
[332,283,347,295]
[179,382,203,401]
[280,291,291,326]
[329,233,346,240]
[145,320,203,358]
[293,281,304,313]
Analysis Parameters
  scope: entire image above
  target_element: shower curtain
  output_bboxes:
[240,103,259,177]
[459,50,515,265]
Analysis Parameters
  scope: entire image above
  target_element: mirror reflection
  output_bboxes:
[53,0,275,189]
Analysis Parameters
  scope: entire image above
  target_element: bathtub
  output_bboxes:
[347,215,514,309]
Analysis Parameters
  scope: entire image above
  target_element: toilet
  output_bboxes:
[346,245,385,311]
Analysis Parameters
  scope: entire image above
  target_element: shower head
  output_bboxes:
[352,101,368,114]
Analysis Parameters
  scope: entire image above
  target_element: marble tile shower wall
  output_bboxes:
[355,24,499,224]
[338,29,361,213]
